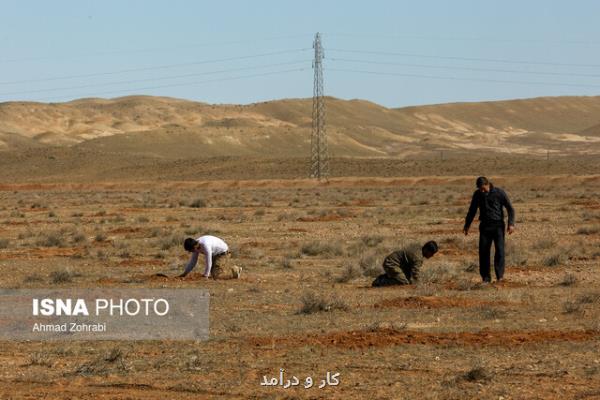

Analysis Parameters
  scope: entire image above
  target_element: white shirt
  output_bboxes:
[183,235,229,277]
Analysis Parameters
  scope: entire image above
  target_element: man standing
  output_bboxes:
[372,241,438,287]
[179,235,241,279]
[464,177,515,283]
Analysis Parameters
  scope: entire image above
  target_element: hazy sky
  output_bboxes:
[2,0,600,107]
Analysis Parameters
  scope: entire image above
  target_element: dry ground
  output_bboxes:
[1,173,600,399]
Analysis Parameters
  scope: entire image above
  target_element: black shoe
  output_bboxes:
[372,274,402,287]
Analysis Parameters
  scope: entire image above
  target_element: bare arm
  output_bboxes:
[180,252,199,277]
[203,247,213,277]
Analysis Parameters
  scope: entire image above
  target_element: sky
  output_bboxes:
[1,0,600,107]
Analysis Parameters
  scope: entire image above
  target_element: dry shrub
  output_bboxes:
[300,241,343,257]
[358,254,382,278]
[50,270,73,284]
[577,225,600,235]
[26,352,55,368]
[419,264,457,284]
[189,198,207,208]
[563,300,582,314]
[281,256,293,269]
[506,241,528,267]
[543,252,567,267]
[36,232,66,248]
[75,347,128,376]
[476,305,507,320]
[559,273,577,286]
[533,238,557,250]
[361,235,384,248]
[461,366,491,382]
[23,274,44,283]
[160,235,181,251]
[336,263,362,283]
[298,291,349,314]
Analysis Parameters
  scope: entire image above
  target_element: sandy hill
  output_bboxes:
[2,95,600,159]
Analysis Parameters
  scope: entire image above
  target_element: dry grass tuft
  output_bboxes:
[298,291,349,314]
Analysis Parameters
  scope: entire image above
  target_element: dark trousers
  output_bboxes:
[479,224,505,281]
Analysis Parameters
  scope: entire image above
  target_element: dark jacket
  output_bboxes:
[464,184,515,229]
[383,247,423,283]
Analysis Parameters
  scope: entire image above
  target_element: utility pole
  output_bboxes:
[310,32,329,179]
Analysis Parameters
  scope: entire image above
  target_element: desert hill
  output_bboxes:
[2,95,600,159]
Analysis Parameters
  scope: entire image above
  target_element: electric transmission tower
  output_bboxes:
[310,32,329,179]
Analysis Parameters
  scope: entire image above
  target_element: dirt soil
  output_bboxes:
[1,166,600,399]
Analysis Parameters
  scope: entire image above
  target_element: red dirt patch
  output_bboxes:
[419,228,458,235]
[140,273,203,282]
[351,199,373,206]
[0,247,79,259]
[374,295,506,309]
[491,280,528,288]
[287,228,308,232]
[109,227,142,234]
[119,259,164,267]
[444,279,527,290]
[96,277,121,284]
[243,241,272,248]
[249,329,600,350]
[297,214,346,222]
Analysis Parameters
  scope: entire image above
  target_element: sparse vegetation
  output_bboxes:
[358,256,382,278]
[419,264,457,284]
[189,198,207,208]
[559,273,577,286]
[159,235,181,251]
[476,305,507,320]
[26,352,55,368]
[300,241,343,257]
[36,232,66,247]
[50,270,74,284]
[533,238,557,250]
[75,347,128,376]
[461,366,491,382]
[281,256,293,269]
[23,274,44,283]
[506,242,528,267]
[72,232,87,244]
[577,225,600,235]
[543,252,567,267]
[361,235,384,247]
[563,300,582,314]
[298,291,349,314]
[335,263,362,283]
[1,172,600,399]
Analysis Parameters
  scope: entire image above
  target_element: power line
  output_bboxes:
[327,48,600,68]
[0,60,311,97]
[19,68,308,103]
[0,48,311,86]
[328,57,600,79]
[0,34,313,64]
[326,67,600,89]
[325,32,600,46]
